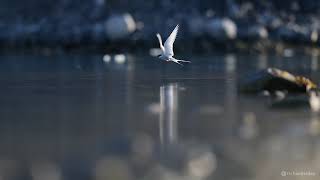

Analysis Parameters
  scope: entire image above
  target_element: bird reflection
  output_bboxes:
[159,83,179,146]
[309,112,320,136]
[311,53,318,71]
[157,83,217,179]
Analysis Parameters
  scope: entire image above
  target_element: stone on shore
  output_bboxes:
[239,68,317,94]
[105,14,136,40]
[206,18,237,41]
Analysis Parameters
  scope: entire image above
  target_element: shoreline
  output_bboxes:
[1,41,320,57]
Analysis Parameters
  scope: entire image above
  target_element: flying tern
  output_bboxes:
[156,24,191,66]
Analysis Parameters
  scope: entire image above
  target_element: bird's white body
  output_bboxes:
[156,25,191,65]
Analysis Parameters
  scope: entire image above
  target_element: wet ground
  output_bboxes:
[0,52,319,180]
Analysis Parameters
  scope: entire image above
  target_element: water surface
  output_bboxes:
[0,52,319,180]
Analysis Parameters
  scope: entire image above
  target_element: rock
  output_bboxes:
[105,13,136,40]
[239,68,317,94]
[309,89,320,112]
[276,23,318,43]
[247,25,268,40]
[258,12,283,30]
[240,67,320,111]
[206,18,237,41]
[310,30,318,43]
[238,25,268,41]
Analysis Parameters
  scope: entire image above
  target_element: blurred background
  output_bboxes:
[1,0,320,52]
[0,1,320,180]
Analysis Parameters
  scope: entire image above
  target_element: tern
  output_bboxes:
[156,24,191,66]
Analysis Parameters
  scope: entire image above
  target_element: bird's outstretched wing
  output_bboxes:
[156,33,165,52]
[164,24,179,57]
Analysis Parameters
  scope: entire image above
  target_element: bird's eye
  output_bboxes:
[157,55,161,57]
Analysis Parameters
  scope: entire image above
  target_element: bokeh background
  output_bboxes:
[1,0,320,51]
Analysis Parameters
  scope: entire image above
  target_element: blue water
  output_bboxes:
[0,52,319,180]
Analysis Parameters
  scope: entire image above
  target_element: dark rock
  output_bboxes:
[238,25,268,41]
[276,23,316,43]
[258,12,283,30]
[239,68,317,94]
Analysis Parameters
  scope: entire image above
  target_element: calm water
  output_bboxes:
[0,52,319,180]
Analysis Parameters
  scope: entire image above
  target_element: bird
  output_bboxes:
[156,24,191,66]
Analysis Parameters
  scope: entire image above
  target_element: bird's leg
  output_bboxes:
[172,60,184,66]
[176,59,191,63]
[169,57,184,66]
[172,57,191,63]
[171,57,191,64]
